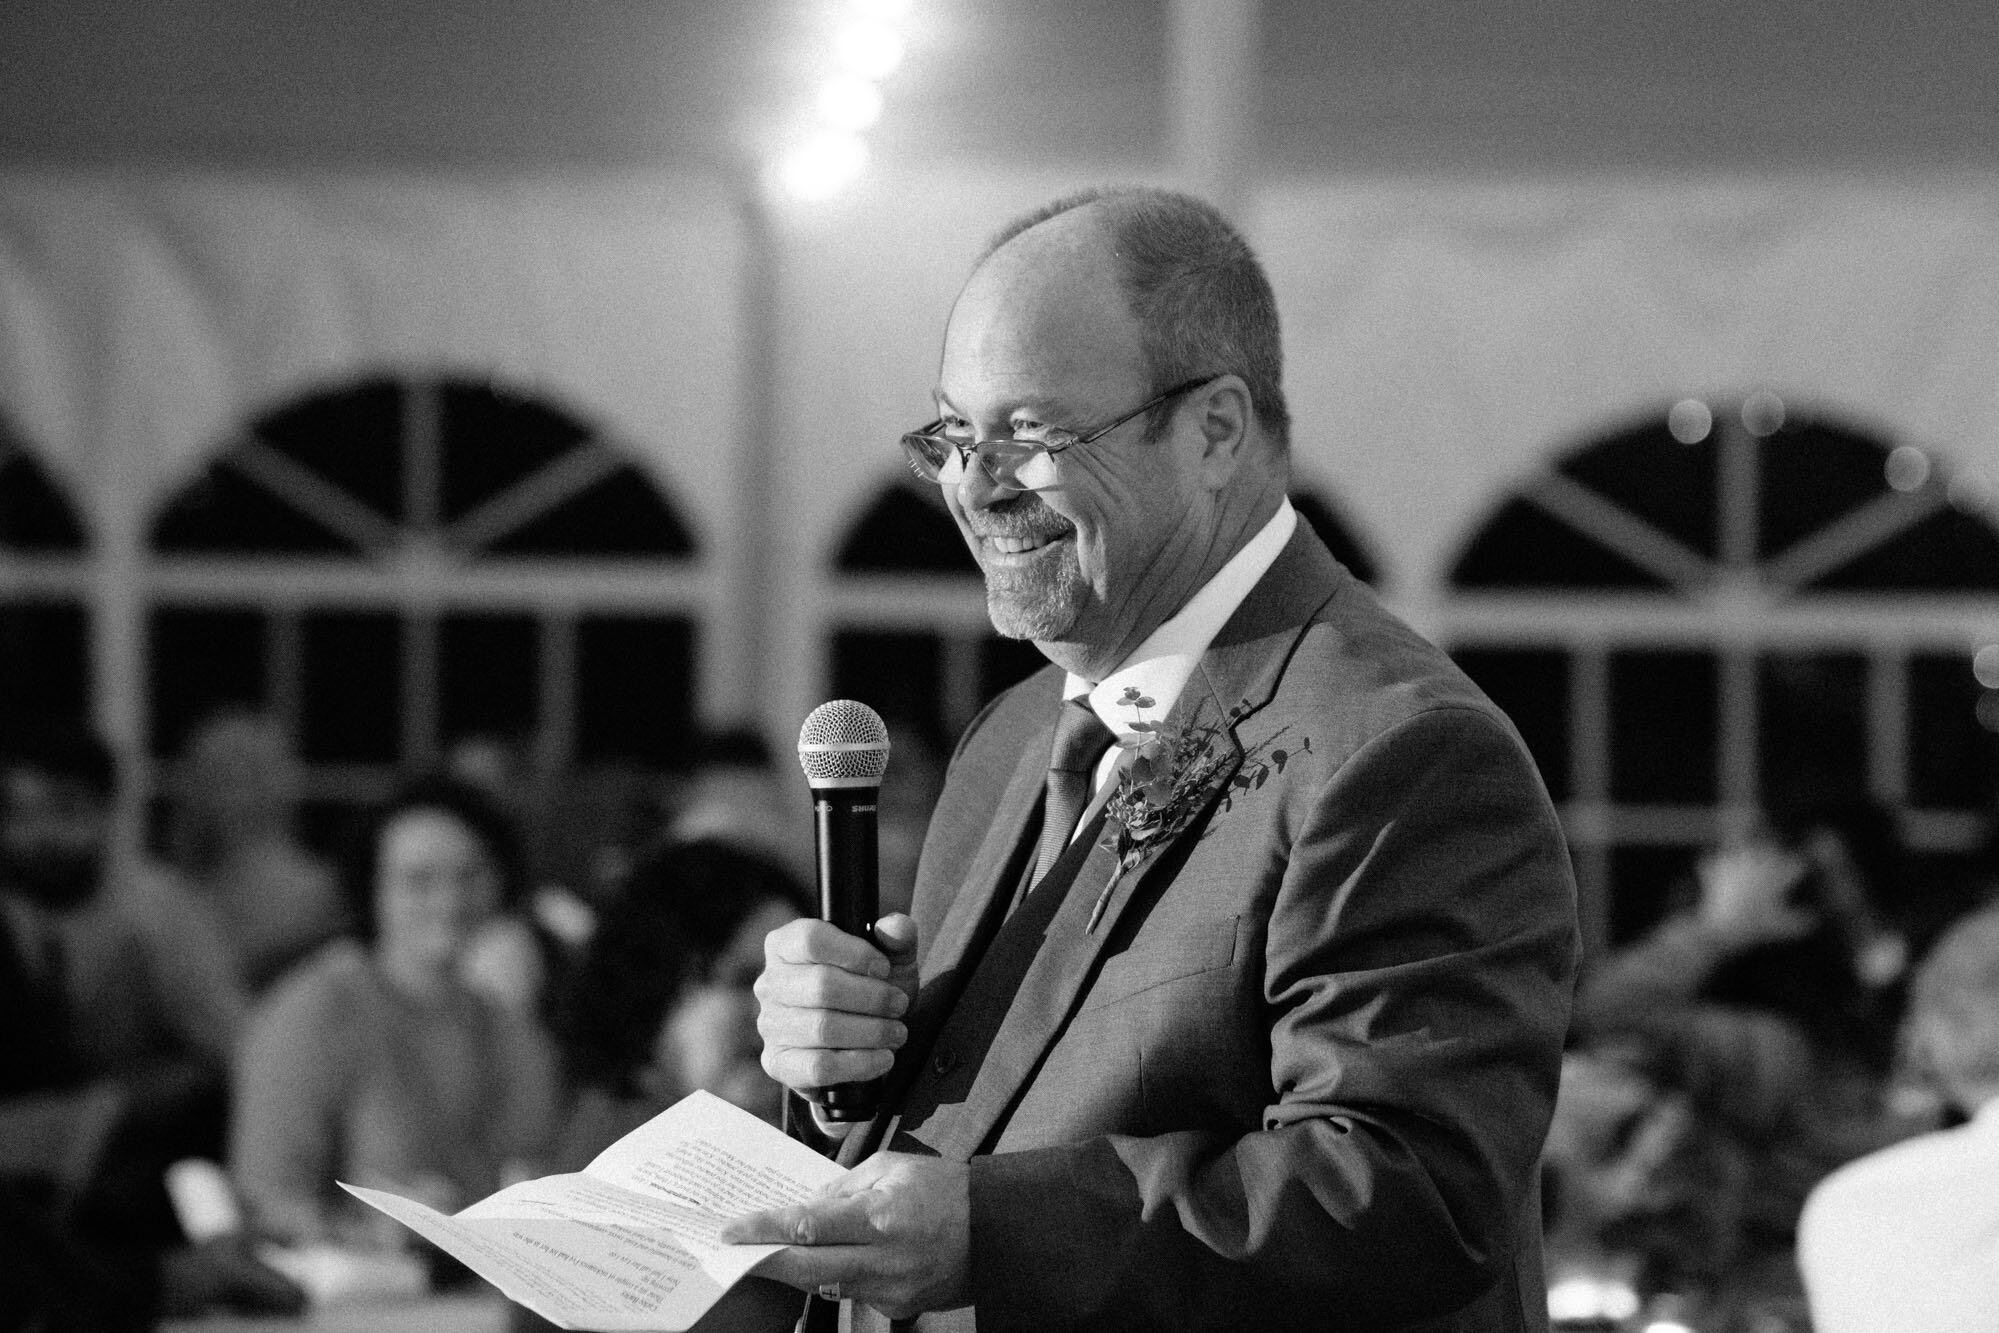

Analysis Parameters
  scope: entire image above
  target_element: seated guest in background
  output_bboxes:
[166,707,348,993]
[230,774,558,1249]
[1,721,247,1086]
[508,838,811,1333]
[0,720,291,1326]
[668,726,816,887]
[551,837,811,1162]
[1571,807,1910,1327]
[444,730,593,1024]
[539,759,678,909]
[1797,901,1999,1333]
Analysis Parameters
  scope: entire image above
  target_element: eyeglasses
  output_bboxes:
[900,375,1219,490]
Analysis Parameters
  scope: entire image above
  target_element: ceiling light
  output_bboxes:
[815,75,885,131]
[1973,644,1999,690]
[1741,390,1785,437]
[768,131,870,202]
[847,0,913,19]
[1884,445,1931,493]
[834,22,905,79]
[1666,399,1712,445]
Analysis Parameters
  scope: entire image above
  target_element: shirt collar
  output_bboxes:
[1063,496,1297,745]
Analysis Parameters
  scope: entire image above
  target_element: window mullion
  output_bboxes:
[1717,645,1759,840]
[403,609,439,770]
[1868,648,1909,805]
[406,378,443,539]
[538,611,578,777]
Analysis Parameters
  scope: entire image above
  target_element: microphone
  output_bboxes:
[796,699,892,1120]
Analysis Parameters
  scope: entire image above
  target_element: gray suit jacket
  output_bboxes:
[844,525,1578,1331]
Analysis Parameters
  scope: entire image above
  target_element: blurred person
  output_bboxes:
[229,774,558,1251]
[166,707,347,992]
[1,721,246,1081]
[442,730,534,809]
[1540,1047,1752,1331]
[0,720,293,1326]
[1713,800,1913,1040]
[669,726,814,886]
[507,838,812,1333]
[445,730,594,1023]
[1571,805,1912,1327]
[442,729,561,889]
[539,758,677,908]
[1796,900,1999,1331]
[455,895,558,1019]
[551,837,812,1158]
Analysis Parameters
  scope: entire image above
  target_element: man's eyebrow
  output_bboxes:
[931,390,1071,420]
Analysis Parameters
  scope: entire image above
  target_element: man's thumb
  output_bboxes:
[873,911,920,966]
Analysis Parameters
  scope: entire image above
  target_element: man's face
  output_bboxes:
[935,214,1214,673]
[0,766,110,908]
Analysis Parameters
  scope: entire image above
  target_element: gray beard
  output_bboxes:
[983,555,1088,641]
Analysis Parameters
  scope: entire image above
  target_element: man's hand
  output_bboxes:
[720,1152,970,1320]
[1695,840,1815,947]
[755,913,918,1101]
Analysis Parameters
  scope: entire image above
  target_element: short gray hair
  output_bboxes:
[980,186,1291,451]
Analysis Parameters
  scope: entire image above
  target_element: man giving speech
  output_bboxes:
[729,187,1580,1333]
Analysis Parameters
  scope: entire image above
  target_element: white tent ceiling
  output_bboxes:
[1,1,1995,174]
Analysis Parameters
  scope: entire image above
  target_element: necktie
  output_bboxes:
[1028,697,1116,890]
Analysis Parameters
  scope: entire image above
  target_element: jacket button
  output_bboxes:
[931,1048,958,1075]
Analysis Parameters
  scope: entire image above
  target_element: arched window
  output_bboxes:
[825,474,1378,745]
[0,417,90,729]
[1445,398,1999,951]
[147,375,701,835]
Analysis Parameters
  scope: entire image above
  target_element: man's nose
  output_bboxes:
[954,451,1024,509]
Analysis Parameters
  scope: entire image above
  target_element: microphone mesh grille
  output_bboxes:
[797,699,891,784]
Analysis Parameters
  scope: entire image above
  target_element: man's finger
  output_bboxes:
[756,961,908,1017]
[748,1243,873,1295]
[766,918,892,977]
[872,912,920,966]
[758,1002,907,1053]
[721,1191,878,1249]
[762,1044,896,1090]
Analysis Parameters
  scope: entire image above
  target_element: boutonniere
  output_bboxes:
[1088,686,1310,930]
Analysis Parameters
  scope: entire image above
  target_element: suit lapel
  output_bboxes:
[854,701,1052,1162]
[914,715,1051,997]
[1036,521,1349,956]
[911,524,1351,1158]
[918,675,1253,1159]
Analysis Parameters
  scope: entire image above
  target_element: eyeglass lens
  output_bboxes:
[903,434,1052,488]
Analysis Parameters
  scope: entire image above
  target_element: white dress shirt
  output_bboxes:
[1058,497,1298,828]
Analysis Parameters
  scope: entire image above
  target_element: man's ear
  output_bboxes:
[1192,375,1255,490]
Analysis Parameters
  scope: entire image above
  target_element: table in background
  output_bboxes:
[159,1293,512,1333]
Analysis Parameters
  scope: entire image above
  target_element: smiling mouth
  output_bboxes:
[986,532,1066,555]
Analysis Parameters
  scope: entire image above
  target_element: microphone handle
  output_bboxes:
[812,785,884,1120]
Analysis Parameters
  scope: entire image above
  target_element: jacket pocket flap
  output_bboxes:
[1080,914,1242,1012]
